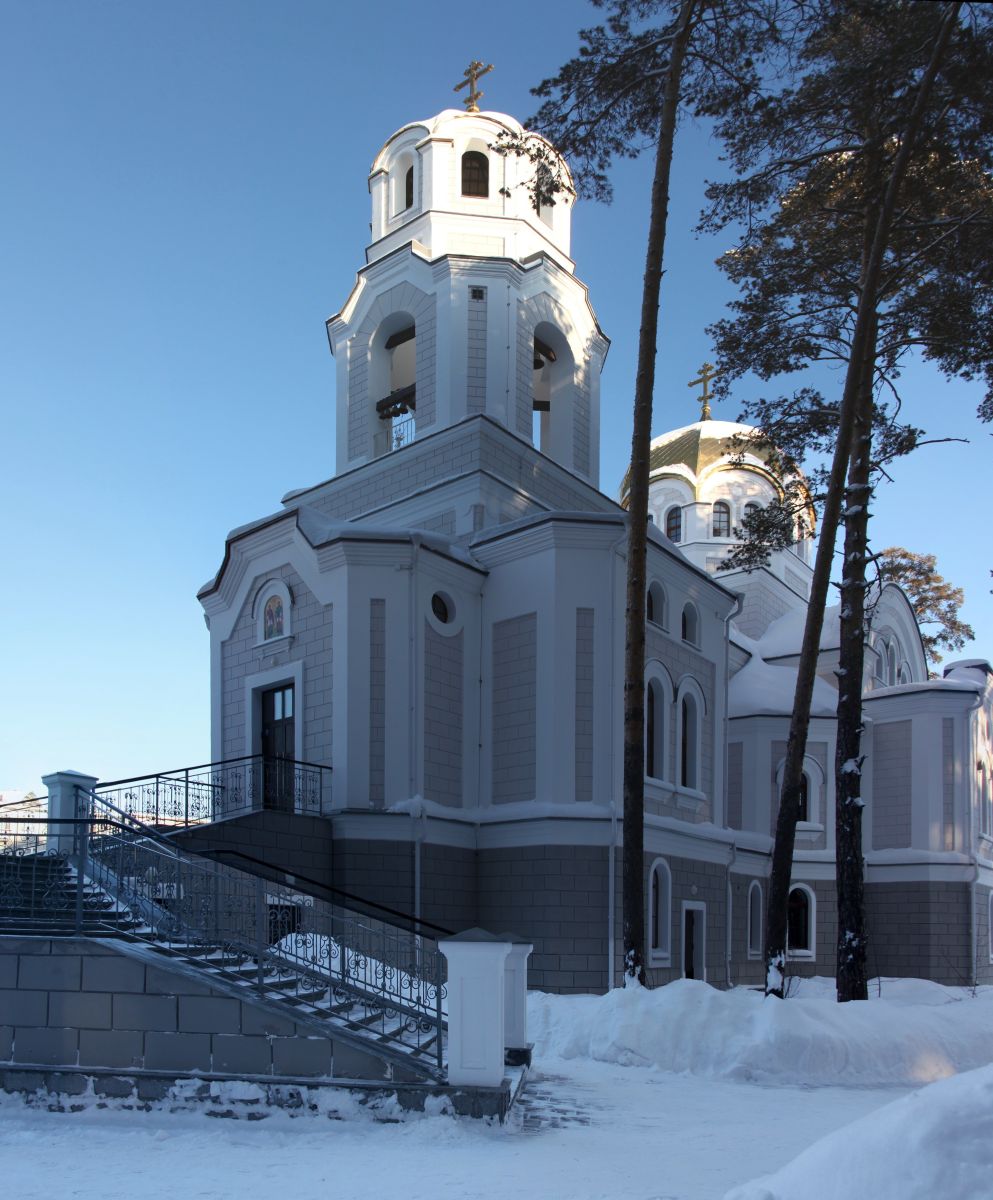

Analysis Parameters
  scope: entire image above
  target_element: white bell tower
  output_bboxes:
[326,101,608,487]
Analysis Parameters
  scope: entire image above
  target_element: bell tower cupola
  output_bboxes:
[326,79,608,486]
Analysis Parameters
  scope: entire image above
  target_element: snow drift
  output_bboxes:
[725,1063,993,1200]
[528,976,993,1086]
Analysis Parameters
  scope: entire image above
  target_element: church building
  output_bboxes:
[195,97,993,992]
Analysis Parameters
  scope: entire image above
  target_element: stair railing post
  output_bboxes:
[42,770,98,858]
[255,874,266,990]
[74,786,89,936]
[154,776,160,826]
[435,944,445,1075]
[184,769,190,827]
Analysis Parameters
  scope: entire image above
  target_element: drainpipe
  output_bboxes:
[725,840,737,988]
[607,530,627,990]
[722,593,743,830]
[409,534,422,801]
[722,596,743,990]
[410,798,427,927]
[965,690,984,988]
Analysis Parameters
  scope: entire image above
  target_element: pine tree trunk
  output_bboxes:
[762,2,960,997]
[835,321,874,1003]
[622,0,698,985]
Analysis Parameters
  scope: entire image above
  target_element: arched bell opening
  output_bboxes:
[369,312,417,456]
[531,321,574,459]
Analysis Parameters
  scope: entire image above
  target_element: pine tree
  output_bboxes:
[501,0,790,983]
[703,0,993,998]
[877,547,975,669]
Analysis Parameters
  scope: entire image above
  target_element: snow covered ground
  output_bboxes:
[2,977,991,1200]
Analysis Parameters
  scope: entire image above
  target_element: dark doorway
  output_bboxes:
[683,906,705,980]
[261,685,295,811]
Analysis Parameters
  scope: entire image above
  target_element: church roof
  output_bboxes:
[619,418,777,502]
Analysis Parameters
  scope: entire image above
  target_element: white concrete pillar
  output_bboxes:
[439,928,512,1087]
[41,770,98,855]
[496,931,533,1064]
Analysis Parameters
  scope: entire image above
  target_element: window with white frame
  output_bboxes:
[989,892,993,963]
[648,858,672,964]
[646,581,667,628]
[775,757,823,827]
[645,671,671,781]
[676,679,705,792]
[681,602,699,646]
[712,501,731,537]
[787,885,815,957]
[665,506,682,542]
[747,881,763,959]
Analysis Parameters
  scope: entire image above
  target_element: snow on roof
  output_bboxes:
[865,677,984,700]
[757,604,841,659]
[728,654,837,719]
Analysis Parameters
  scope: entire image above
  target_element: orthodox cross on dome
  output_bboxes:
[454,61,494,113]
[688,361,718,421]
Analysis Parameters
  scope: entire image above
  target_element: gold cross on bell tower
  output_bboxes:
[688,361,718,421]
[454,61,494,113]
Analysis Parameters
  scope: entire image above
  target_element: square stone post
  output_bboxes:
[42,770,98,855]
[439,928,512,1088]
[496,931,533,1066]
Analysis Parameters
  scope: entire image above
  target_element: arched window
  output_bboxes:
[680,694,699,789]
[988,891,993,963]
[404,165,414,210]
[887,644,898,687]
[797,772,809,823]
[713,501,731,537]
[775,757,823,827]
[743,501,761,522]
[681,602,699,646]
[646,679,666,780]
[787,885,815,956]
[647,582,666,628]
[648,858,672,964]
[747,881,763,959]
[665,506,682,542]
[462,150,489,197]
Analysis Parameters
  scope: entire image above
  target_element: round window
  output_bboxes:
[431,592,452,624]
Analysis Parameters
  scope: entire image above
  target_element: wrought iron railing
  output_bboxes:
[0,788,446,1076]
[94,754,332,829]
[0,795,49,851]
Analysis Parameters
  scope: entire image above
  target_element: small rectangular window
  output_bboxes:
[283,688,293,719]
[470,287,486,301]
[274,692,283,721]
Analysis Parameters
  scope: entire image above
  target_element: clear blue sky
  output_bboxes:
[2,0,989,792]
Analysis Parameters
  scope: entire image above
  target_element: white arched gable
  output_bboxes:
[870,583,928,684]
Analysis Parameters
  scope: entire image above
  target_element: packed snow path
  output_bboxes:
[0,1061,901,1200]
[4,977,991,1200]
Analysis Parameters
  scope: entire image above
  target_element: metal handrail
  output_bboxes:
[97,754,332,791]
[200,846,454,938]
[82,790,446,1073]
[94,754,333,827]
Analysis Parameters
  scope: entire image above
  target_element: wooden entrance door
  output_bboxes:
[261,685,295,811]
